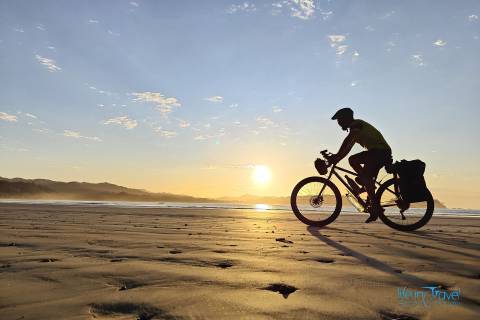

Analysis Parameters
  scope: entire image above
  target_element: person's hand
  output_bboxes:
[326,153,339,165]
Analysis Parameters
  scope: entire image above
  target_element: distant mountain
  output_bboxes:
[0,177,214,203]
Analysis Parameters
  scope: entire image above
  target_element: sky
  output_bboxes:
[1,0,480,208]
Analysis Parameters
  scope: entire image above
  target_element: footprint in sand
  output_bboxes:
[261,283,298,299]
[379,310,419,320]
[315,258,335,263]
[275,237,293,244]
[116,279,144,291]
[215,261,234,269]
[89,302,174,320]
[39,258,59,263]
[169,249,182,254]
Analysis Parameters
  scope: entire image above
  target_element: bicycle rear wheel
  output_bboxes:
[375,178,434,231]
[290,176,342,227]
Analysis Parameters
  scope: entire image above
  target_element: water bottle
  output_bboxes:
[346,192,365,213]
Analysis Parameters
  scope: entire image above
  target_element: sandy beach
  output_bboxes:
[0,203,479,320]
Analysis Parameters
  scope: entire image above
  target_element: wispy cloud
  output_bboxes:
[35,54,61,72]
[0,112,18,122]
[289,0,316,20]
[36,24,46,31]
[433,39,447,47]
[63,130,101,142]
[103,116,138,129]
[336,45,348,55]
[204,96,224,103]
[272,106,283,113]
[108,30,120,36]
[381,10,396,19]
[154,127,177,138]
[177,119,190,128]
[256,116,275,128]
[467,14,478,22]
[273,0,328,20]
[327,35,349,55]
[131,91,181,114]
[411,54,425,66]
[88,19,99,24]
[25,113,37,119]
[13,27,24,33]
[130,1,139,7]
[226,2,256,14]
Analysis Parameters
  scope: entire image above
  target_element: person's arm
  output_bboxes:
[331,132,355,164]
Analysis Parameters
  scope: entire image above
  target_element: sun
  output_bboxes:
[252,165,272,185]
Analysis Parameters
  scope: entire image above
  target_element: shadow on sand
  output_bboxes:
[307,226,480,313]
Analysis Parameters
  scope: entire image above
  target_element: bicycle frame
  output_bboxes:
[318,164,389,209]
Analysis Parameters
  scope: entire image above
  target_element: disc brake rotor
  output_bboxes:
[310,195,324,208]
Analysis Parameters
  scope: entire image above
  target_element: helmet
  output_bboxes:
[331,107,353,120]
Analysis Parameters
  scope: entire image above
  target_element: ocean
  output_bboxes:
[1,199,479,217]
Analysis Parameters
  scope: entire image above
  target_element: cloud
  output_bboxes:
[204,96,224,103]
[411,54,425,66]
[327,35,350,55]
[336,45,348,55]
[385,41,396,52]
[433,39,447,47]
[328,35,346,45]
[177,119,190,128]
[289,0,316,20]
[154,127,177,138]
[88,19,99,24]
[131,92,181,114]
[226,2,256,14]
[36,24,46,31]
[194,135,206,141]
[108,30,120,36]
[272,106,283,113]
[381,10,396,19]
[130,1,139,7]
[467,14,478,22]
[103,116,138,129]
[13,28,24,33]
[35,54,61,72]
[0,112,18,122]
[63,130,101,142]
[256,116,275,128]
[25,113,37,119]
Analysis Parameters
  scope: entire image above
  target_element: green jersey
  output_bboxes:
[349,119,391,151]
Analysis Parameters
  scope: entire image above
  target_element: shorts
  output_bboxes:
[349,149,392,180]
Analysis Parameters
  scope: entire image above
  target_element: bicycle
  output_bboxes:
[290,150,434,231]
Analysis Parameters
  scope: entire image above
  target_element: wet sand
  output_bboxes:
[0,203,479,319]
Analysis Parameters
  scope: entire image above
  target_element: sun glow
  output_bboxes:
[252,165,272,185]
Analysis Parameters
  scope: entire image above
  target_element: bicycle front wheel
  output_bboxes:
[290,176,342,227]
[376,178,434,231]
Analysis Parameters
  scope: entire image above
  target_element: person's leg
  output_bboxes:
[362,150,388,222]
[348,151,368,175]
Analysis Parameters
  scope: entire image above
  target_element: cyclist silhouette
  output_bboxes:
[328,108,392,223]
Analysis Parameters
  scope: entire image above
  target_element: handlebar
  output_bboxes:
[320,149,336,166]
[320,149,333,158]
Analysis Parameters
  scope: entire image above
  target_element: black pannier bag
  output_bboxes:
[393,160,430,203]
